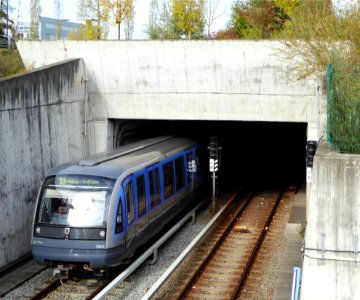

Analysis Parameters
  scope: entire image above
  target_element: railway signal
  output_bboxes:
[209,158,218,172]
[306,140,318,183]
[208,136,222,211]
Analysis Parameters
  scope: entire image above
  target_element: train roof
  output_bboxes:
[46,136,198,180]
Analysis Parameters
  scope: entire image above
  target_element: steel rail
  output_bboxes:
[29,278,66,300]
[230,189,284,300]
[85,278,114,300]
[174,191,253,300]
[142,188,245,300]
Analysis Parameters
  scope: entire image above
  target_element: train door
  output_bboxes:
[113,187,125,248]
[147,164,162,220]
[185,149,196,186]
[194,146,204,178]
[134,171,149,241]
[123,176,136,250]
[174,154,186,193]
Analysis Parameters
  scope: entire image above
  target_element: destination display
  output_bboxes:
[57,176,100,186]
[54,175,114,187]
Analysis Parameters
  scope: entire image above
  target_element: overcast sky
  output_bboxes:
[9,0,233,39]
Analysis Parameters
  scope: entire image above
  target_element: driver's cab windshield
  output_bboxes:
[37,175,115,227]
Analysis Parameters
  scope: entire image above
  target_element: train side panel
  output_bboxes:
[111,146,204,263]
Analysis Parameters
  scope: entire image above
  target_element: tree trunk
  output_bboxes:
[118,23,121,40]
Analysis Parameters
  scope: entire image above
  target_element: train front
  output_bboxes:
[31,174,117,276]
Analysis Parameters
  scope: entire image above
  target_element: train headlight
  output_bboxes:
[99,230,106,238]
[35,227,41,234]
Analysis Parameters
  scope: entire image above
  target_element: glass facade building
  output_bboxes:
[17,16,81,40]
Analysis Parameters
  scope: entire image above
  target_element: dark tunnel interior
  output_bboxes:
[113,120,307,191]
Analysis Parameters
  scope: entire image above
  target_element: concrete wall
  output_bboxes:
[17,40,326,152]
[0,59,85,268]
[301,144,360,299]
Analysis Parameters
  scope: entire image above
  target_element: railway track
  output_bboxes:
[29,276,112,300]
[4,188,292,299]
[152,189,287,300]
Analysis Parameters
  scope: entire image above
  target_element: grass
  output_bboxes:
[0,49,25,78]
[298,223,306,239]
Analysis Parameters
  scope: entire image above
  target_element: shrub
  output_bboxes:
[0,49,25,78]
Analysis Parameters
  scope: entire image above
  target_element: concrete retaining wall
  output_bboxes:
[0,59,85,268]
[301,144,360,299]
[17,40,325,152]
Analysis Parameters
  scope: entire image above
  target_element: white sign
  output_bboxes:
[209,158,218,172]
[306,167,312,183]
[188,160,197,173]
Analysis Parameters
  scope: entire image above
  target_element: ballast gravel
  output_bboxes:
[1,188,296,300]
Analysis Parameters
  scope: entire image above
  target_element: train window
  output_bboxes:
[162,161,174,199]
[136,175,146,217]
[149,168,161,208]
[125,181,135,225]
[115,199,123,234]
[36,176,114,228]
[175,156,185,191]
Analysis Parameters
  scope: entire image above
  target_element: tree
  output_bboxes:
[229,1,253,38]
[78,0,109,40]
[279,0,340,78]
[147,0,177,39]
[204,0,223,38]
[68,19,100,40]
[172,0,205,39]
[30,0,41,40]
[220,0,294,40]
[101,0,134,40]
[147,0,161,39]
[0,0,6,36]
[280,1,360,153]
[124,0,135,39]
[274,0,298,16]
[0,1,17,44]
[147,0,205,40]
[54,0,63,39]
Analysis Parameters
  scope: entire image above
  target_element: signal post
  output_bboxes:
[209,136,221,212]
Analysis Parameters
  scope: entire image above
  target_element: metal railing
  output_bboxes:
[0,36,15,49]
[291,267,301,300]
[0,37,8,49]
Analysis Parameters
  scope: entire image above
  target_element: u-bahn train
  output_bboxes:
[31,136,204,274]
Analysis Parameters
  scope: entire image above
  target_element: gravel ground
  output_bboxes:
[1,194,229,300]
[2,268,54,299]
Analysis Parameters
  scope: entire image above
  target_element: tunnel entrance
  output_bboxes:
[111,120,307,190]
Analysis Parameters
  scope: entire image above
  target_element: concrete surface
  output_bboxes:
[17,40,326,152]
[0,40,328,271]
[301,143,360,300]
[273,185,305,300]
[0,260,44,296]
[0,59,85,269]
